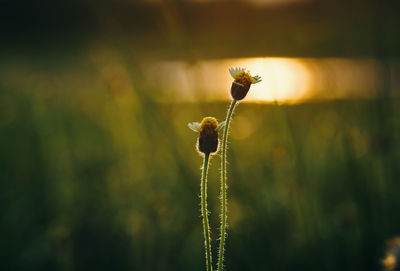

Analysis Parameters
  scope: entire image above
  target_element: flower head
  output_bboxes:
[229,67,261,100]
[188,117,225,155]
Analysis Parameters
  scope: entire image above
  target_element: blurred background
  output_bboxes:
[1,0,400,270]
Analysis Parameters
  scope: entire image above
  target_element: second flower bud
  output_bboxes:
[188,117,226,155]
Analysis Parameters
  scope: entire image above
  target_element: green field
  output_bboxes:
[1,0,399,269]
[1,77,399,270]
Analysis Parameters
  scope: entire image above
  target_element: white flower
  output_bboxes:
[229,67,261,100]
[229,67,262,85]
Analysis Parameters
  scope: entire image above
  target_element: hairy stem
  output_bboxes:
[201,153,213,271]
[218,99,237,271]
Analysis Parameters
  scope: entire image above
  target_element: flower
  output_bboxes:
[188,117,225,155]
[229,67,261,100]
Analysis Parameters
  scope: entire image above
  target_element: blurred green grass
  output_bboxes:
[1,0,399,269]
[1,75,399,270]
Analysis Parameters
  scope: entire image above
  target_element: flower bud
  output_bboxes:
[229,67,261,100]
[231,81,251,100]
[188,117,225,155]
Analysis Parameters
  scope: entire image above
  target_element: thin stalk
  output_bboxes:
[201,153,213,271]
[217,99,237,271]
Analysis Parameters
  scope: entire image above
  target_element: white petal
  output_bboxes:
[188,122,201,132]
[229,67,245,79]
[229,67,236,78]
[216,121,226,131]
[251,75,262,84]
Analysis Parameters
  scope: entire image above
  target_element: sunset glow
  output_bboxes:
[143,57,381,103]
[228,58,311,102]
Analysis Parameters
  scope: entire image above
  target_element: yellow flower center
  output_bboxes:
[200,117,218,131]
[234,70,253,85]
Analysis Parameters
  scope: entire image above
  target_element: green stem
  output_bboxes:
[201,153,213,271]
[217,99,237,271]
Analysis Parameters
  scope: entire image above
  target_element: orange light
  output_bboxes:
[229,58,311,103]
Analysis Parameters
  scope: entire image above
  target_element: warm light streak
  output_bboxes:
[229,58,310,102]
[142,57,381,103]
